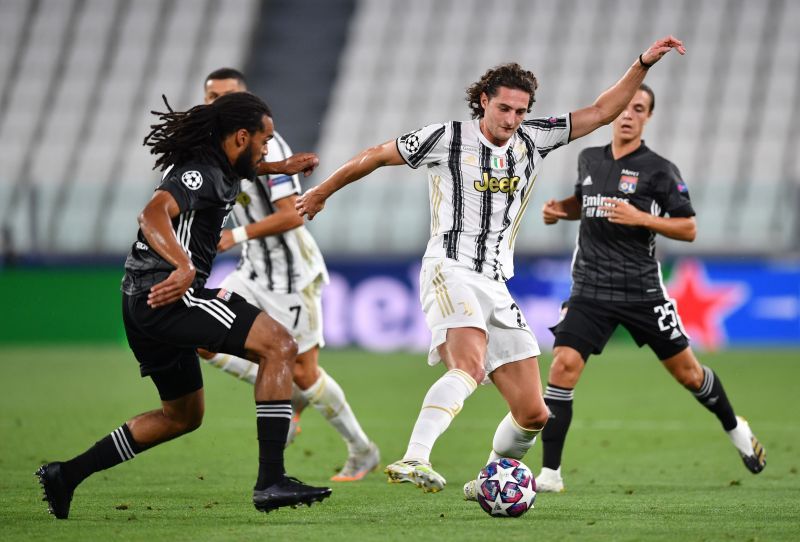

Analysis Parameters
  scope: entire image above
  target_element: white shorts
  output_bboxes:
[220,270,325,354]
[419,258,540,378]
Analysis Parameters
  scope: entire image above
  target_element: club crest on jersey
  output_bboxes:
[236,192,252,206]
[491,156,506,170]
[181,170,203,190]
[216,288,232,302]
[474,172,520,193]
[618,169,639,194]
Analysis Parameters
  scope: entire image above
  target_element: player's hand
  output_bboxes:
[285,152,320,177]
[641,35,686,66]
[262,153,320,177]
[295,186,327,220]
[600,199,646,227]
[148,264,196,308]
[217,230,235,253]
[542,199,568,225]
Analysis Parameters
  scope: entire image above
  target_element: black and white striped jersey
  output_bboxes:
[230,131,327,294]
[396,115,571,281]
[122,159,240,296]
[571,143,695,302]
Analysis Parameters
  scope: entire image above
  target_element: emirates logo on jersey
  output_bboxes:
[181,170,203,190]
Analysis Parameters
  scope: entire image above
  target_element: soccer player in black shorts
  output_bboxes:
[536,84,766,492]
[36,92,331,519]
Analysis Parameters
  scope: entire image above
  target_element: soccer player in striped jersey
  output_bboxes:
[297,37,686,494]
[533,85,766,493]
[36,92,331,519]
[199,69,379,482]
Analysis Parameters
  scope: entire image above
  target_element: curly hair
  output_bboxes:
[465,63,538,119]
[143,92,271,171]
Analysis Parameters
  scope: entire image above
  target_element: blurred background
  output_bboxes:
[1,0,798,351]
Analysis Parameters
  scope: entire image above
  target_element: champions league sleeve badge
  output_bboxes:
[181,170,203,190]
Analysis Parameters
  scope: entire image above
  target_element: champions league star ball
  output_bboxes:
[475,458,537,518]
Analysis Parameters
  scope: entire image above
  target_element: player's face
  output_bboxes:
[204,78,246,104]
[479,87,530,146]
[232,114,273,178]
[612,89,653,143]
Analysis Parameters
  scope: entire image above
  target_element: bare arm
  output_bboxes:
[138,190,196,307]
[257,152,320,177]
[570,36,686,141]
[542,195,582,224]
[295,140,405,219]
[218,194,304,252]
[599,200,696,241]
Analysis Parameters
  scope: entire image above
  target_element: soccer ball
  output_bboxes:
[475,458,536,518]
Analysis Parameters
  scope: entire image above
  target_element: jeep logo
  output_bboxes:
[474,172,520,193]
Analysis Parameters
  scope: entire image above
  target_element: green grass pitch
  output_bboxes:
[1,345,798,541]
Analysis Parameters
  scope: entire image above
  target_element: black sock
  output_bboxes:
[691,365,737,431]
[61,424,143,489]
[255,401,291,490]
[541,384,574,470]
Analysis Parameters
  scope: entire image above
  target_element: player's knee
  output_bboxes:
[549,348,583,386]
[166,407,204,435]
[514,406,549,431]
[292,361,319,389]
[251,323,297,364]
[457,363,485,386]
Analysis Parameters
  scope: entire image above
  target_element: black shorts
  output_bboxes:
[550,296,690,361]
[122,287,261,399]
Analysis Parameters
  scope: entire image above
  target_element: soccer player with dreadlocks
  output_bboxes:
[36,92,331,519]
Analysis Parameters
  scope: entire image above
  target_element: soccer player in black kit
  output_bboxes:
[36,92,331,518]
[536,84,766,493]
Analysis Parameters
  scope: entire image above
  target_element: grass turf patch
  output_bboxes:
[1,346,798,541]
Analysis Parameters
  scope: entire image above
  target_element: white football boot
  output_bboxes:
[385,460,446,493]
[536,466,565,493]
[331,442,381,482]
[727,416,766,474]
[463,479,479,501]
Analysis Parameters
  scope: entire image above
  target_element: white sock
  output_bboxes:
[204,353,257,384]
[301,368,370,454]
[404,369,477,463]
[487,412,541,463]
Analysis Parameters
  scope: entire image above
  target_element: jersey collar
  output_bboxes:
[474,119,513,153]
[605,140,649,161]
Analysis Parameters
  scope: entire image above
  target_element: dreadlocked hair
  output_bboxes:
[143,92,271,171]
[465,63,538,119]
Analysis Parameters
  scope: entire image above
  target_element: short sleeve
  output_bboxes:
[396,123,449,169]
[655,163,695,218]
[157,164,221,212]
[520,113,572,159]
[266,174,301,201]
[574,149,590,199]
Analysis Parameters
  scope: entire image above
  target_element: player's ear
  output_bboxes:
[236,128,250,148]
[480,92,489,110]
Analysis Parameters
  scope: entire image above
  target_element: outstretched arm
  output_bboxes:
[295,140,405,219]
[218,195,304,252]
[570,36,686,141]
[258,152,319,177]
[138,190,196,307]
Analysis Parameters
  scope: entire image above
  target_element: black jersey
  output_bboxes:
[121,159,239,296]
[571,143,694,302]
